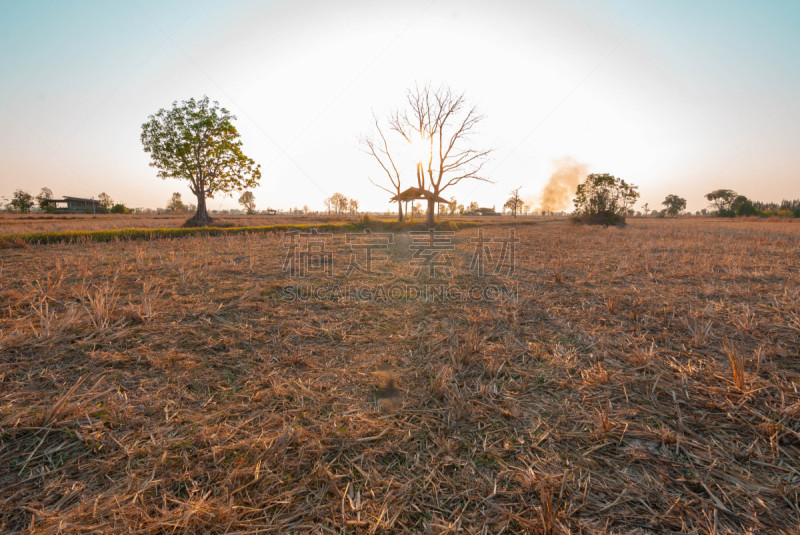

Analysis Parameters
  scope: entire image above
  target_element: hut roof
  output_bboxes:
[390,187,449,204]
[42,196,100,204]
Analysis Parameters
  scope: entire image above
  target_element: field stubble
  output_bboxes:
[0,219,799,533]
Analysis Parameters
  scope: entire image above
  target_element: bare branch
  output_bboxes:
[361,84,492,223]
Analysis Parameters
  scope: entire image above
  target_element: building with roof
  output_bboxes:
[40,196,101,213]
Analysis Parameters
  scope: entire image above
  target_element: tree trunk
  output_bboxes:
[426,198,435,226]
[184,193,212,227]
[397,202,404,223]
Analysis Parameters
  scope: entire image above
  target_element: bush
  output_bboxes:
[572,173,639,226]
[732,195,758,217]
[572,212,626,226]
[358,214,374,228]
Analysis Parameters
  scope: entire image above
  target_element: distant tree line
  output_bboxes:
[324,193,359,215]
[649,190,800,218]
[752,199,800,218]
[1,187,129,213]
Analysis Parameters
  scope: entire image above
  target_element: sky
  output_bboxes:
[1,0,798,213]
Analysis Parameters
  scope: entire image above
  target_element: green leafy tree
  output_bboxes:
[36,187,53,211]
[141,96,261,226]
[110,203,128,214]
[166,192,188,213]
[732,195,757,216]
[662,194,687,217]
[705,189,738,217]
[10,189,34,213]
[238,191,256,214]
[98,192,113,213]
[573,173,639,225]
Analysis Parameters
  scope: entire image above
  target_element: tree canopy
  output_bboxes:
[141,96,261,226]
[238,191,256,214]
[573,174,639,225]
[704,189,738,216]
[325,192,350,215]
[11,189,34,213]
[98,192,114,212]
[36,187,53,210]
[166,192,188,213]
[662,194,687,217]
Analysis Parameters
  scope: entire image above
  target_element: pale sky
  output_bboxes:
[1,0,798,212]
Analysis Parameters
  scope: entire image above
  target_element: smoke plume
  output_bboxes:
[536,156,588,212]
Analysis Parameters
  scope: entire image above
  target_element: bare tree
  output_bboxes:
[348,198,359,215]
[504,186,524,218]
[362,84,492,225]
[361,114,405,222]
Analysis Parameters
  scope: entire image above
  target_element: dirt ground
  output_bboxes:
[1,218,799,533]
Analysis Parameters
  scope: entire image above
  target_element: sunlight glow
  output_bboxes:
[410,135,431,165]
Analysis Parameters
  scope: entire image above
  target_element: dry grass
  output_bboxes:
[0,213,357,234]
[0,213,533,235]
[1,218,799,533]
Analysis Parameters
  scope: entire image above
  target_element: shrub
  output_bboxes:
[572,173,639,226]
[732,195,758,217]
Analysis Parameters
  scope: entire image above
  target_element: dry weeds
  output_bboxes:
[1,219,799,533]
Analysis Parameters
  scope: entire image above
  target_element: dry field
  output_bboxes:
[0,213,516,235]
[1,218,799,533]
[0,214,539,236]
[0,213,354,235]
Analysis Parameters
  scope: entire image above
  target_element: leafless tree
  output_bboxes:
[504,186,524,218]
[362,84,492,225]
[361,115,405,221]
